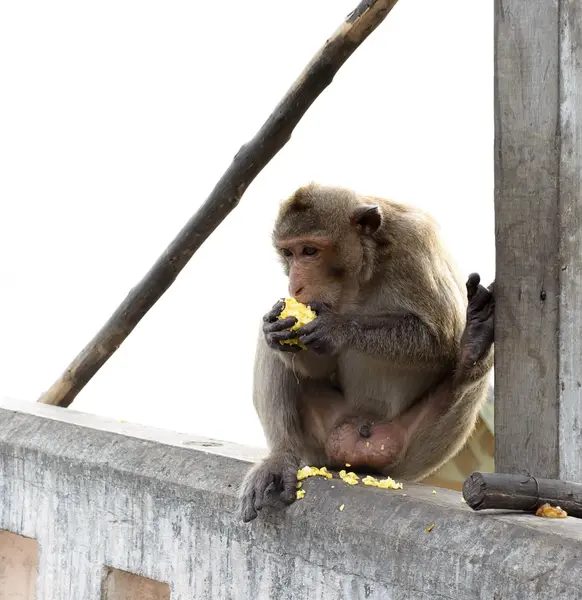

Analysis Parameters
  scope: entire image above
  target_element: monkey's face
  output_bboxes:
[275,234,354,310]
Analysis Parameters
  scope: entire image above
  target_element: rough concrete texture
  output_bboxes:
[1,398,582,600]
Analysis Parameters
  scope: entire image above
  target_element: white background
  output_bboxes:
[0,0,494,448]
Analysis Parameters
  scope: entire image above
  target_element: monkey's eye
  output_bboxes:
[302,246,318,256]
[280,248,293,258]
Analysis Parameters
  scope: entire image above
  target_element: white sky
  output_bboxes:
[0,0,494,448]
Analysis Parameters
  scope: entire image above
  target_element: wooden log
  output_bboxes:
[37,0,400,408]
[494,0,582,479]
[463,472,582,519]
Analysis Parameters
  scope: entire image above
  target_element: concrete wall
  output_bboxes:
[1,398,582,600]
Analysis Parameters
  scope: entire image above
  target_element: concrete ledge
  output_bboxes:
[1,397,582,599]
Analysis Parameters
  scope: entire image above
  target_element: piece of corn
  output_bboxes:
[361,475,404,490]
[296,489,306,500]
[425,523,435,533]
[339,469,359,485]
[535,503,568,518]
[278,298,317,349]
[339,504,345,511]
[297,465,333,481]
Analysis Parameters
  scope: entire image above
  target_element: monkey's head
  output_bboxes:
[272,183,384,310]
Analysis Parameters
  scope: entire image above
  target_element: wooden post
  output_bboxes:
[494,0,582,480]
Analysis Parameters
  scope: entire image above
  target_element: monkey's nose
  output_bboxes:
[293,286,304,298]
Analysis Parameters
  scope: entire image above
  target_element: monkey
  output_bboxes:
[239,183,494,523]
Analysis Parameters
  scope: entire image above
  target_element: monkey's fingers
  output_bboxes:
[251,467,276,513]
[468,284,493,313]
[466,273,481,301]
[276,343,303,354]
[279,464,299,505]
[294,320,317,337]
[263,300,286,323]
[263,316,297,333]
[298,332,327,354]
[240,489,258,523]
[268,329,301,344]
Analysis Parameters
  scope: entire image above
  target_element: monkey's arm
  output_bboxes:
[239,331,304,522]
[349,312,447,365]
[297,304,451,367]
[252,335,303,452]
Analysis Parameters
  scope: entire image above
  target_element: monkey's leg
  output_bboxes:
[239,332,306,523]
[324,276,495,479]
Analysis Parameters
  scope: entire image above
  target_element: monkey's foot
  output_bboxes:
[325,417,404,472]
[239,452,299,523]
[461,273,495,367]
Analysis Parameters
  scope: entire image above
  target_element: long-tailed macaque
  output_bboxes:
[239,183,494,523]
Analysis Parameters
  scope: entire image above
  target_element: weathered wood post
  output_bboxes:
[495,0,582,480]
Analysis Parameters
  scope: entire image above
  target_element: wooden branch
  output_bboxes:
[37,0,400,407]
[463,472,582,519]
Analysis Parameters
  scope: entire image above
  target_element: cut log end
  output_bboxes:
[462,472,487,510]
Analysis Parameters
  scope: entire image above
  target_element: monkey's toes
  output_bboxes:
[240,498,258,523]
[280,486,297,505]
[466,273,481,301]
[466,272,480,289]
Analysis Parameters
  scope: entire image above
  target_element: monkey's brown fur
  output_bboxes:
[239,183,494,523]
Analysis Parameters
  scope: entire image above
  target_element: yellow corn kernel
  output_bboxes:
[296,489,306,499]
[535,503,567,518]
[297,465,333,481]
[339,469,359,485]
[362,475,403,490]
[339,504,345,511]
[362,475,378,486]
[345,463,351,467]
[425,523,435,533]
[278,298,317,349]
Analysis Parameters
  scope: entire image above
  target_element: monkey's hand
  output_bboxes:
[239,451,299,523]
[295,302,351,355]
[262,300,302,353]
[461,273,495,367]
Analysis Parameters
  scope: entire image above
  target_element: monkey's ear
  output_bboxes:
[288,185,313,211]
[351,204,382,235]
